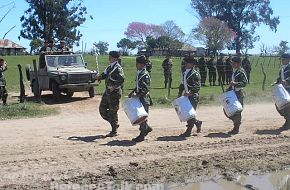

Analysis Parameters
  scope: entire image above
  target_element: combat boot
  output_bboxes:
[105,125,119,137]
[280,119,290,130]
[132,131,145,142]
[195,120,202,133]
[143,125,152,137]
[228,123,240,135]
[179,125,193,137]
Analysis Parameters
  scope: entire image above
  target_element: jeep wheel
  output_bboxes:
[52,82,61,101]
[26,65,31,81]
[32,81,41,98]
[66,91,74,98]
[88,87,95,98]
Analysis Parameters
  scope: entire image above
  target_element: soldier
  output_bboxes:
[198,56,207,87]
[129,55,152,142]
[226,56,248,135]
[39,40,48,68]
[242,55,252,84]
[275,53,290,130]
[225,55,233,85]
[0,58,8,105]
[145,54,152,75]
[97,51,125,137]
[181,57,186,73]
[45,39,57,53]
[57,40,70,52]
[162,55,173,88]
[207,56,217,86]
[178,56,202,137]
[216,55,226,86]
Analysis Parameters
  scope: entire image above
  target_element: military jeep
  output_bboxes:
[26,53,98,101]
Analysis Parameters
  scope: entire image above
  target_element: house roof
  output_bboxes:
[0,39,26,49]
[179,44,196,51]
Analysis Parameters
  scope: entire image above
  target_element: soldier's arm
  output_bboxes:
[0,63,7,72]
[189,72,201,94]
[136,75,150,97]
[234,71,247,88]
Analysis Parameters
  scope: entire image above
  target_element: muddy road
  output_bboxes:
[1,95,290,189]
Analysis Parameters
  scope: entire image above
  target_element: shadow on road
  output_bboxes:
[102,140,136,147]
[255,129,282,135]
[67,135,105,143]
[205,132,232,138]
[156,135,187,141]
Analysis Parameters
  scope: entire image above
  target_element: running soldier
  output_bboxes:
[129,55,152,142]
[0,58,8,105]
[162,55,173,88]
[97,51,125,137]
[178,56,202,137]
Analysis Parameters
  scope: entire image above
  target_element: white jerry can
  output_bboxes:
[123,97,148,126]
[172,96,197,122]
[272,84,290,110]
[220,90,243,117]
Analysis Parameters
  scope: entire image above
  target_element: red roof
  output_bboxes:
[0,39,25,49]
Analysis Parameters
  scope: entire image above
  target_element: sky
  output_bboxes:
[0,0,290,54]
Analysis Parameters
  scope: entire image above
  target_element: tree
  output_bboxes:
[273,41,289,55]
[93,41,109,55]
[20,0,92,45]
[156,36,183,54]
[116,38,136,56]
[124,22,162,46]
[29,39,43,54]
[0,2,16,39]
[191,0,280,54]
[161,20,185,42]
[192,17,235,54]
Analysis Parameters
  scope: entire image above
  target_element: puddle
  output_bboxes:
[167,169,290,190]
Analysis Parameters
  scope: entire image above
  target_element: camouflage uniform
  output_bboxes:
[99,61,125,135]
[198,57,207,86]
[162,57,173,88]
[225,56,233,85]
[226,66,248,134]
[276,58,290,129]
[207,57,217,86]
[216,57,226,86]
[130,67,152,142]
[178,62,202,137]
[242,57,251,84]
[0,61,8,105]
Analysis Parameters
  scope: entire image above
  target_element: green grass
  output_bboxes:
[0,102,59,120]
[2,54,281,108]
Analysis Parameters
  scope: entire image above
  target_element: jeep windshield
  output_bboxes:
[45,54,85,68]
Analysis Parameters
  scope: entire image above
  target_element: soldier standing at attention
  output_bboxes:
[97,51,125,137]
[178,56,202,137]
[47,39,57,52]
[162,55,173,88]
[207,56,217,86]
[216,55,226,86]
[39,40,48,68]
[198,56,207,87]
[226,56,248,135]
[129,55,152,142]
[0,58,8,105]
[225,55,233,85]
[275,53,290,130]
[145,54,152,75]
[242,55,252,84]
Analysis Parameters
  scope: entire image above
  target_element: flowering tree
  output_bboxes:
[193,17,236,54]
[124,22,162,46]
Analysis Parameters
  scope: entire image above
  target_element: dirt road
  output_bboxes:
[1,95,290,189]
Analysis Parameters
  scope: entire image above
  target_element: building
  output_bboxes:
[0,39,26,55]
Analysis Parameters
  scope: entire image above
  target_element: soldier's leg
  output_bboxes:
[228,94,243,135]
[164,73,168,88]
[2,88,7,105]
[169,73,172,88]
[99,93,110,122]
[213,71,217,86]
[222,72,226,85]
[178,84,184,97]
[209,71,213,86]
[132,99,152,142]
[106,94,121,136]
[276,105,290,130]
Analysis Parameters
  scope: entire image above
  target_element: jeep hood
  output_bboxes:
[50,67,95,74]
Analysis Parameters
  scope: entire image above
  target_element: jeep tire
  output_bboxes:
[88,87,95,98]
[52,82,61,101]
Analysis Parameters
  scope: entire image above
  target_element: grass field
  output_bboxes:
[2,54,281,107]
